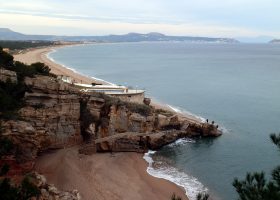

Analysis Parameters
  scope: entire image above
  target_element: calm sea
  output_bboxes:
[49,42,280,200]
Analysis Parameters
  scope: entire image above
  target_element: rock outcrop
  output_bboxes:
[1,75,221,165]
[33,172,81,200]
[0,68,17,83]
[2,75,82,164]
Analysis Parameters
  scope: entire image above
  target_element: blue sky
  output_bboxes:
[0,0,279,38]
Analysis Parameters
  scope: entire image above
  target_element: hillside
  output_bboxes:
[0,28,239,43]
[269,39,280,43]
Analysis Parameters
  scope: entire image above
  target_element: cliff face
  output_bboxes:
[2,76,81,163]
[98,105,156,138]
[20,76,82,150]
[1,73,221,169]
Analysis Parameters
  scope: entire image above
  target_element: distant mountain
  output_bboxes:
[0,28,239,43]
[237,36,275,43]
[0,28,27,40]
[269,39,280,44]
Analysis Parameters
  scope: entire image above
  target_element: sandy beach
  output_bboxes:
[35,147,188,200]
[14,46,190,200]
[14,45,203,125]
[14,45,108,85]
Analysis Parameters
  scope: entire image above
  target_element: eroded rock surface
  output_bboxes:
[1,75,221,165]
[0,68,17,83]
[34,172,81,200]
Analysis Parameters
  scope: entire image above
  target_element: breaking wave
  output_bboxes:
[143,148,208,200]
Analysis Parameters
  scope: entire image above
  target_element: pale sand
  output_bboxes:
[13,46,108,85]
[35,147,188,200]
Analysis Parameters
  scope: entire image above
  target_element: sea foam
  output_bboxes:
[167,138,196,148]
[167,104,229,134]
[143,146,208,200]
[167,104,206,122]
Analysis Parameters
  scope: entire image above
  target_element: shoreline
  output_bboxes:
[14,44,110,85]
[14,44,204,125]
[14,46,192,200]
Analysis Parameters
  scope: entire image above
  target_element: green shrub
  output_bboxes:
[0,48,54,119]
[11,61,52,81]
[0,41,55,51]
[0,178,19,200]
[30,62,51,76]
[0,47,14,67]
[155,108,174,117]
[99,93,152,116]
[0,175,41,200]
[233,133,280,200]
[0,80,26,119]
[19,176,41,199]
[126,102,152,116]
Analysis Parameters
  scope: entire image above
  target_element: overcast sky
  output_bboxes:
[0,0,279,38]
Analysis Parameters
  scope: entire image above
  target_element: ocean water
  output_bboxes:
[49,42,280,200]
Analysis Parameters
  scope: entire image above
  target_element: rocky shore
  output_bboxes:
[0,46,221,200]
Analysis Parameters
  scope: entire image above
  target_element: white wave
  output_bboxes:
[90,76,115,86]
[167,138,196,147]
[167,104,230,134]
[143,150,208,200]
[46,49,56,62]
[218,126,229,134]
[167,104,206,122]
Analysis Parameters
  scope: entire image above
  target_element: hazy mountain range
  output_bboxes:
[237,36,276,43]
[269,39,280,44]
[0,28,239,43]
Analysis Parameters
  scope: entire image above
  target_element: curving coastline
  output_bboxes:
[14,44,205,125]
[14,46,191,200]
[14,45,109,85]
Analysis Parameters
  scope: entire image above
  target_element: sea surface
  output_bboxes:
[49,42,280,200]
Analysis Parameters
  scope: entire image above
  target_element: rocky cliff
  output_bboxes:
[0,68,17,83]
[1,71,221,171]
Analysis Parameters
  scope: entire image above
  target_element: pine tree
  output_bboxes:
[232,133,280,200]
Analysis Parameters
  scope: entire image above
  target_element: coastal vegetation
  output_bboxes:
[192,133,280,200]
[4,43,276,199]
[233,133,280,200]
[0,46,53,119]
[0,47,54,200]
[1,122,40,200]
[92,92,152,116]
[0,40,56,51]
[0,172,41,200]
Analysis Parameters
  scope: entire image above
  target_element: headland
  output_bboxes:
[5,44,222,200]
